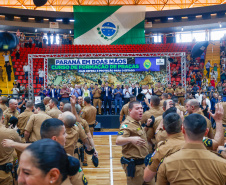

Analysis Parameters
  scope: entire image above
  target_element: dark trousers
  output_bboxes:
[25,72,28,80]
[206,68,210,78]
[104,97,112,114]
[7,72,11,81]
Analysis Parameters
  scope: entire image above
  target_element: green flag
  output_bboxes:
[73,6,146,45]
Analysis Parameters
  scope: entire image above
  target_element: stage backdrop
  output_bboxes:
[73,6,146,45]
[48,57,167,87]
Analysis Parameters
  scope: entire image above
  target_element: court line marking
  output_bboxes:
[83,167,122,170]
[109,135,114,185]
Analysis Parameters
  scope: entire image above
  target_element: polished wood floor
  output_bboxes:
[83,134,127,185]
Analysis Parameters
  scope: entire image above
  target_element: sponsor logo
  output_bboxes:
[143,59,152,69]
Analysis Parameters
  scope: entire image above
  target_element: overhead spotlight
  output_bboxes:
[219,23,222,28]
[35,29,37,32]
[181,27,184,31]
[69,30,72,34]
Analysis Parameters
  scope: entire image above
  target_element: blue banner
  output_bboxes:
[135,57,163,71]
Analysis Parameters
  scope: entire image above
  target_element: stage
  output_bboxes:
[95,115,121,129]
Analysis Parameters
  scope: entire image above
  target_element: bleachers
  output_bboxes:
[11,43,191,93]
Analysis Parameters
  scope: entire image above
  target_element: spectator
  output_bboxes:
[141,85,152,111]
[49,84,57,98]
[102,82,112,115]
[63,33,67,44]
[16,29,21,38]
[172,68,178,77]
[71,84,81,98]
[123,85,132,104]
[82,85,90,99]
[38,86,46,100]
[195,90,203,104]
[0,66,3,81]
[4,62,12,81]
[23,62,30,80]
[60,84,71,101]
[24,86,29,99]
[205,60,212,78]
[13,80,20,89]
[35,34,39,47]
[20,33,25,48]
[190,77,195,86]
[53,32,56,44]
[220,68,226,83]
[114,84,123,115]
[191,84,199,96]
[200,98,209,118]
[216,82,223,96]
[19,83,25,96]
[18,97,26,113]
[15,49,20,60]
[202,94,211,110]
[210,77,216,88]
[28,37,33,48]
[2,51,10,64]
[47,31,51,46]
[55,85,61,100]
[202,76,208,87]
[196,72,202,87]
[38,68,44,85]
[11,84,19,98]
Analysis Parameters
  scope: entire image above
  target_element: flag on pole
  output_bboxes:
[73,6,146,45]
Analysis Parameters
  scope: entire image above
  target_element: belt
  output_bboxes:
[121,157,144,165]
[93,97,100,99]
[89,124,95,128]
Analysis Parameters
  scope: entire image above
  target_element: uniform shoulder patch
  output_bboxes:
[136,127,141,131]
[74,122,79,127]
[121,124,128,129]
[117,131,124,136]
[203,137,213,147]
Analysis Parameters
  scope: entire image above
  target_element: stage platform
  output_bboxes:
[95,115,121,129]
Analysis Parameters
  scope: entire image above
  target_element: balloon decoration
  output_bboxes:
[0,32,19,51]
[33,0,47,7]
[191,41,209,59]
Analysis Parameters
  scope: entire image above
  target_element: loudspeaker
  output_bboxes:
[5,15,14,21]
[33,0,47,6]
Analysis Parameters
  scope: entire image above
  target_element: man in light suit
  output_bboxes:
[102,82,112,115]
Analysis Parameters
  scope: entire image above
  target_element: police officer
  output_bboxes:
[0,96,8,112]
[185,99,214,139]
[165,84,174,95]
[140,96,164,124]
[157,111,226,185]
[144,112,185,182]
[2,118,87,185]
[80,97,97,137]
[174,83,185,105]
[24,103,51,143]
[119,95,136,124]
[116,101,153,185]
[154,82,164,97]
[92,84,102,115]
[3,99,19,128]
[17,101,34,143]
[0,108,21,185]
[46,98,62,118]
[78,96,85,110]
[43,97,51,112]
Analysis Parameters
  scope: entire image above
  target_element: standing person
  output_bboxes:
[82,85,90,99]
[47,31,51,46]
[11,84,19,98]
[63,33,67,44]
[80,97,97,136]
[46,98,62,119]
[55,85,61,101]
[34,34,39,47]
[195,90,203,104]
[17,101,34,142]
[123,85,132,105]
[220,69,226,83]
[102,82,112,115]
[116,101,153,185]
[200,98,209,118]
[0,66,3,82]
[0,96,8,112]
[205,60,212,78]
[157,112,226,185]
[132,82,142,97]
[15,49,20,60]
[23,63,30,80]
[114,84,123,115]
[141,85,152,111]
[174,83,186,105]
[213,63,219,80]
[24,103,52,143]
[71,84,81,98]
[4,62,11,82]
[0,108,21,185]
[38,86,46,100]
[53,31,56,44]
[19,83,25,96]
[38,68,44,85]
[144,112,185,183]
[88,83,94,104]
[92,84,102,115]
[3,99,19,127]
[60,84,71,102]
[154,82,164,97]
[196,72,202,87]
[2,52,10,64]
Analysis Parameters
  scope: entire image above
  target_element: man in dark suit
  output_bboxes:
[102,82,112,115]
[49,84,58,99]
[132,82,142,96]
[55,85,61,101]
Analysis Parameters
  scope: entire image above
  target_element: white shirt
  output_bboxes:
[141,89,152,99]
[12,88,19,97]
[195,93,203,104]
[123,88,131,98]
[3,54,9,61]
[105,87,108,96]
[23,65,30,72]
[38,70,44,77]
[205,98,211,110]
[52,89,54,98]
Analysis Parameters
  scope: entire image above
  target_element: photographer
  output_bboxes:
[18,97,27,113]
